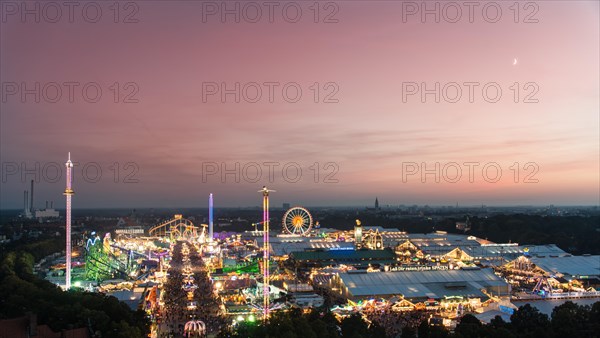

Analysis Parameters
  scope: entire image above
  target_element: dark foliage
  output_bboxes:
[0,249,149,338]
[217,302,600,338]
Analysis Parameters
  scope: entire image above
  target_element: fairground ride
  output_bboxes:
[148,214,207,242]
[84,233,140,282]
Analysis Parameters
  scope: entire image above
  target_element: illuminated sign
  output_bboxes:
[387,265,449,272]
[328,247,354,251]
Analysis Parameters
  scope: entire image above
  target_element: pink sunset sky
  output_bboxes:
[0,1,598,208]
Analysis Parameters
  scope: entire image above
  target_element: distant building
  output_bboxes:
[0,313,89,338]
[363,229,384,250]
[354,220,362,249]
[35,201,59,221]
[355,225,384,250]
[289,248,397,269]
[283,203,291,210]
[375,197,380,210]
[248,233,355,256]
[330,268,510,302]
[456,216,471,232]
[505,254,600,280]
[116,217,139,227]
[115,227,145,236]
[35,208,59,220]
[115,217,144,236]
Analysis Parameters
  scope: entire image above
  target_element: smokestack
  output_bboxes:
[30,180,34,213]
[209,193,213,241]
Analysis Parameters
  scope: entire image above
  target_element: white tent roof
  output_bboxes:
[338,268,508,299]
[528,255,600,278]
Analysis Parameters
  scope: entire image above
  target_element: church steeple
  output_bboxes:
[375,197,379,210]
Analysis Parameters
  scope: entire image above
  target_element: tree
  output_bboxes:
[489,315,506,329]
[454,314,483,338]
[551,301,593,338]
[510,304,551,337]
[341,314,369,338]
[0,247,149,338]
[418,320,430,337]
[428,325,449,338]
[401,326,417,338]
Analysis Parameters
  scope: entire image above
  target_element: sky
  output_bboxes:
[1,1,599,209]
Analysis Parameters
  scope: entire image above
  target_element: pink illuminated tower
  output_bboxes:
[259,186,274,320]
[209,193,213,241]
[64,153,74,290]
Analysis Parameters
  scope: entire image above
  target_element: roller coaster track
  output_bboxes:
[85,248,130,281]
[110,244,148,259]
[148,215,205,241]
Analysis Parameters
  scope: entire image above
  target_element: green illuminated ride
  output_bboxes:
[222,259,260,274]
[84,233,135,282]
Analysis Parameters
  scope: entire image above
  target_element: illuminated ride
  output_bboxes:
[183,282,198,292]
[222,258,260,274]
[84,233,136,282]
[183,320,206,337]
[533,276,556,296]
[148,214,206,242]
[282,207,313,236]
[64,152,74,290]
[259,186,274,320]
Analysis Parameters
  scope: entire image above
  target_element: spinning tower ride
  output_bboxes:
[259,186,274,319]
[64,153,74,290]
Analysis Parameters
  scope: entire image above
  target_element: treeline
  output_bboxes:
[0,228,65,262]
[217,308,386,338]
[318,213,600,255]
[0,248,149,338]
[450,302,600,338]
[218,302,600,338]
[455,215,600,254]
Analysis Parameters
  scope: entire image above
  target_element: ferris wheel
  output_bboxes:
[282,207,313,235]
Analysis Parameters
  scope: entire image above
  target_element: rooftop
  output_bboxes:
[528,255,600,278]
[336,268,508,299]
[290,248,396,262]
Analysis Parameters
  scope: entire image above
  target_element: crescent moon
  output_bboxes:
[513,58,518,66]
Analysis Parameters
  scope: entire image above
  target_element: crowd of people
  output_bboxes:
[363,307,428,338]
[155,241,226,338]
